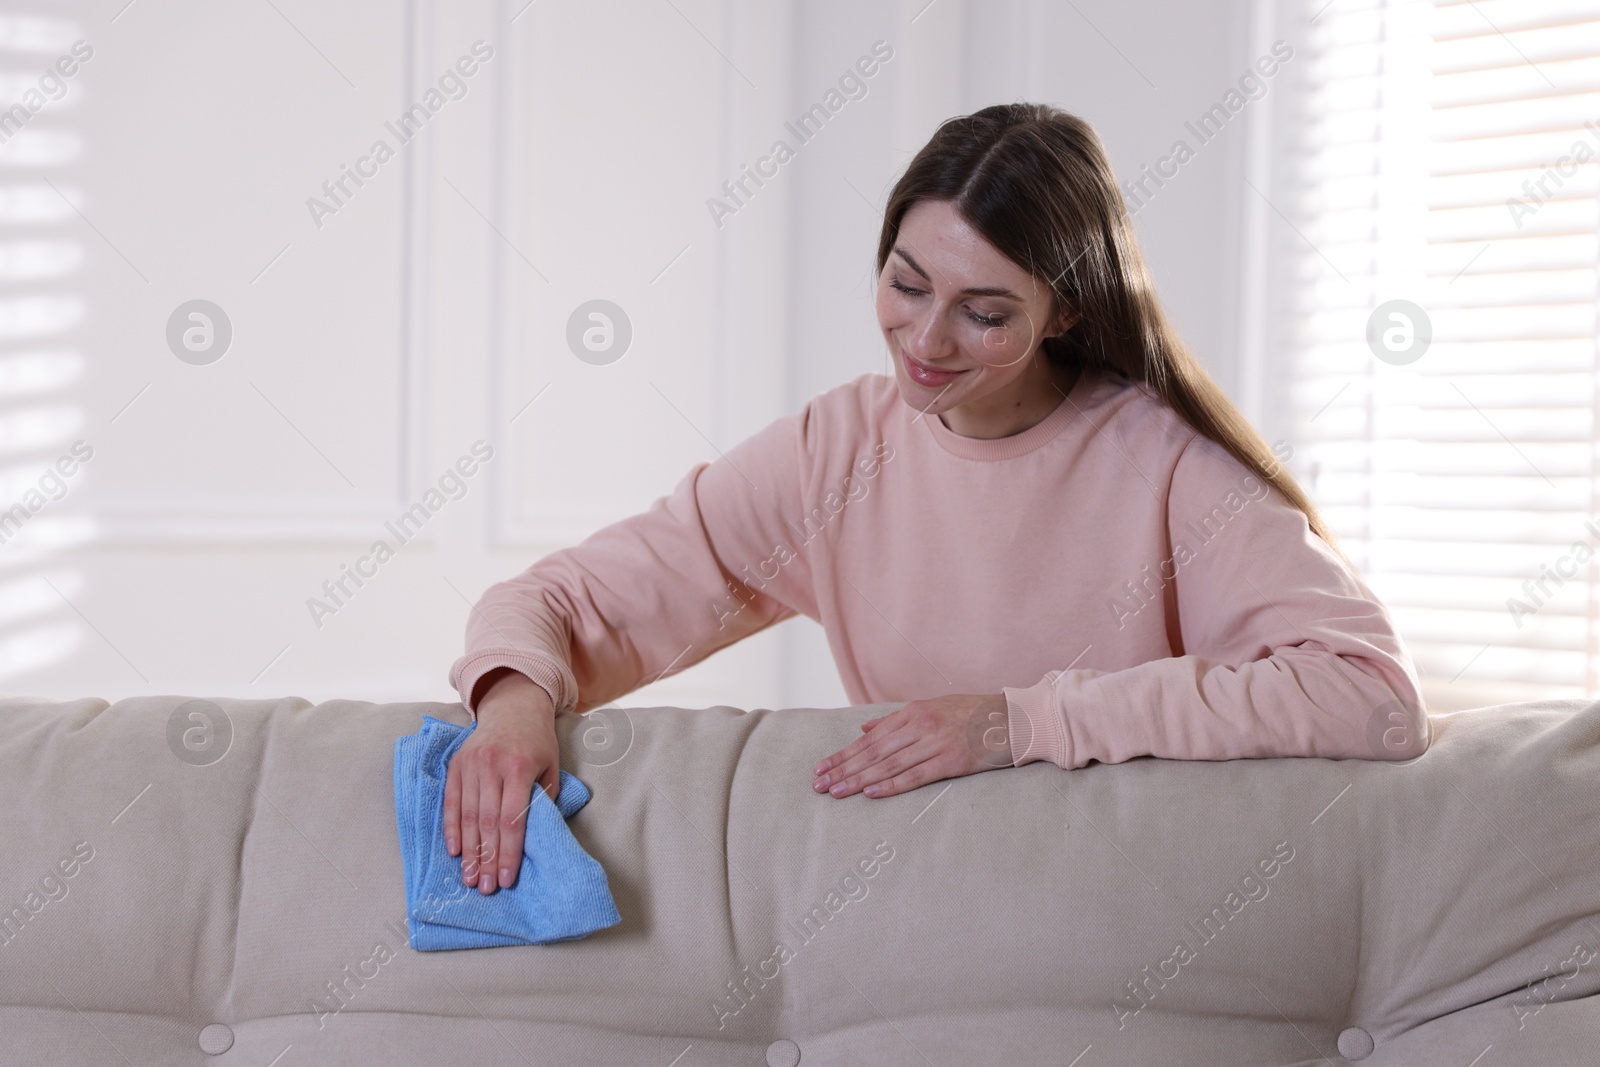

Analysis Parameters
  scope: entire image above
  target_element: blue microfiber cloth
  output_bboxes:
[393,714,621,951]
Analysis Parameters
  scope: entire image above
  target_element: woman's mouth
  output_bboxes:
[901,351,968,388]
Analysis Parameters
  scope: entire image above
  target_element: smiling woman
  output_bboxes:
[875,198,1084,438]
[441,103,1428,897]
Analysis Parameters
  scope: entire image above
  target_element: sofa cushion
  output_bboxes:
[0,693,1595,1065]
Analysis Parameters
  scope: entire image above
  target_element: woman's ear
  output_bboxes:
[1050,301,1081,338]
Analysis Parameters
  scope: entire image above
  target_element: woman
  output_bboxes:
[443,103,1428,895]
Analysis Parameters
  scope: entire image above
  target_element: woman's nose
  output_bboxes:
[902,308,950,360]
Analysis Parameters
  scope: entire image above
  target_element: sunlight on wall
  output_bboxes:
[0,11,94,683]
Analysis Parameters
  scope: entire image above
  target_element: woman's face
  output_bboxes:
[875,198,1073,418]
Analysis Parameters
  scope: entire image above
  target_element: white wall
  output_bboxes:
[0,0,1265,712]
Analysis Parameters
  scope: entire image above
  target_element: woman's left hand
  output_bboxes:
[812,693,1014,799]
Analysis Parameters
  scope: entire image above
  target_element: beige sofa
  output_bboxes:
[2,692,1596,1065]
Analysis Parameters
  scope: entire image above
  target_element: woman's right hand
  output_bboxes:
[443,667,561,894]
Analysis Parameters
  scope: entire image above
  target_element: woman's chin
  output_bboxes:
[891,373,956,417]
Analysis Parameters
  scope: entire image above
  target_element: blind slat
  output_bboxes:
[1272,0,1600,708]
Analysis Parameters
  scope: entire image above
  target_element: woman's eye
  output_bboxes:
[888,277,1004,327]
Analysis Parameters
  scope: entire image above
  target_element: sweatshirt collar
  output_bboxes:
[918,367,1100,461]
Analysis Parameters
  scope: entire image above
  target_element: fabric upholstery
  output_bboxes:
[0,693,1595,1065]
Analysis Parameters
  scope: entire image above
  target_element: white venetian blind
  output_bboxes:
[1277,0,1600,711]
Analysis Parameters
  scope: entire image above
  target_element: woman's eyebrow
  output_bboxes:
[892,246,1023,300]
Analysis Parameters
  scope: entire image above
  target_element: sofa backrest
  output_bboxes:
[1,693,1596,1065]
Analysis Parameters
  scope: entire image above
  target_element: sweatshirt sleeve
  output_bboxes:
[1002,433,1429,770]
[448,408,819,719]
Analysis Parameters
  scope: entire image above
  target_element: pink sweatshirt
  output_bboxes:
[450,369,1429,769]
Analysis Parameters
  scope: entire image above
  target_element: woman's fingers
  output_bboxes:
[475,770,503,893]
[814,695,1012,799]
[814,715,923,795]
[855,752,945,799]
[824,736,941,798]
[494,756,538,890]
[458,754,482,885]
[815,707,905,777]
[443,747,463,858]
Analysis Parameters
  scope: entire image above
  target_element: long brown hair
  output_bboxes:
[876,103,1343,558]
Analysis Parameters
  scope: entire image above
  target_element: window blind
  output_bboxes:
[1271,0,1600,710]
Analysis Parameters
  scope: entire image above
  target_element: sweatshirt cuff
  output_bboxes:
[1004,672,1073,768]
[451,650,570,721]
